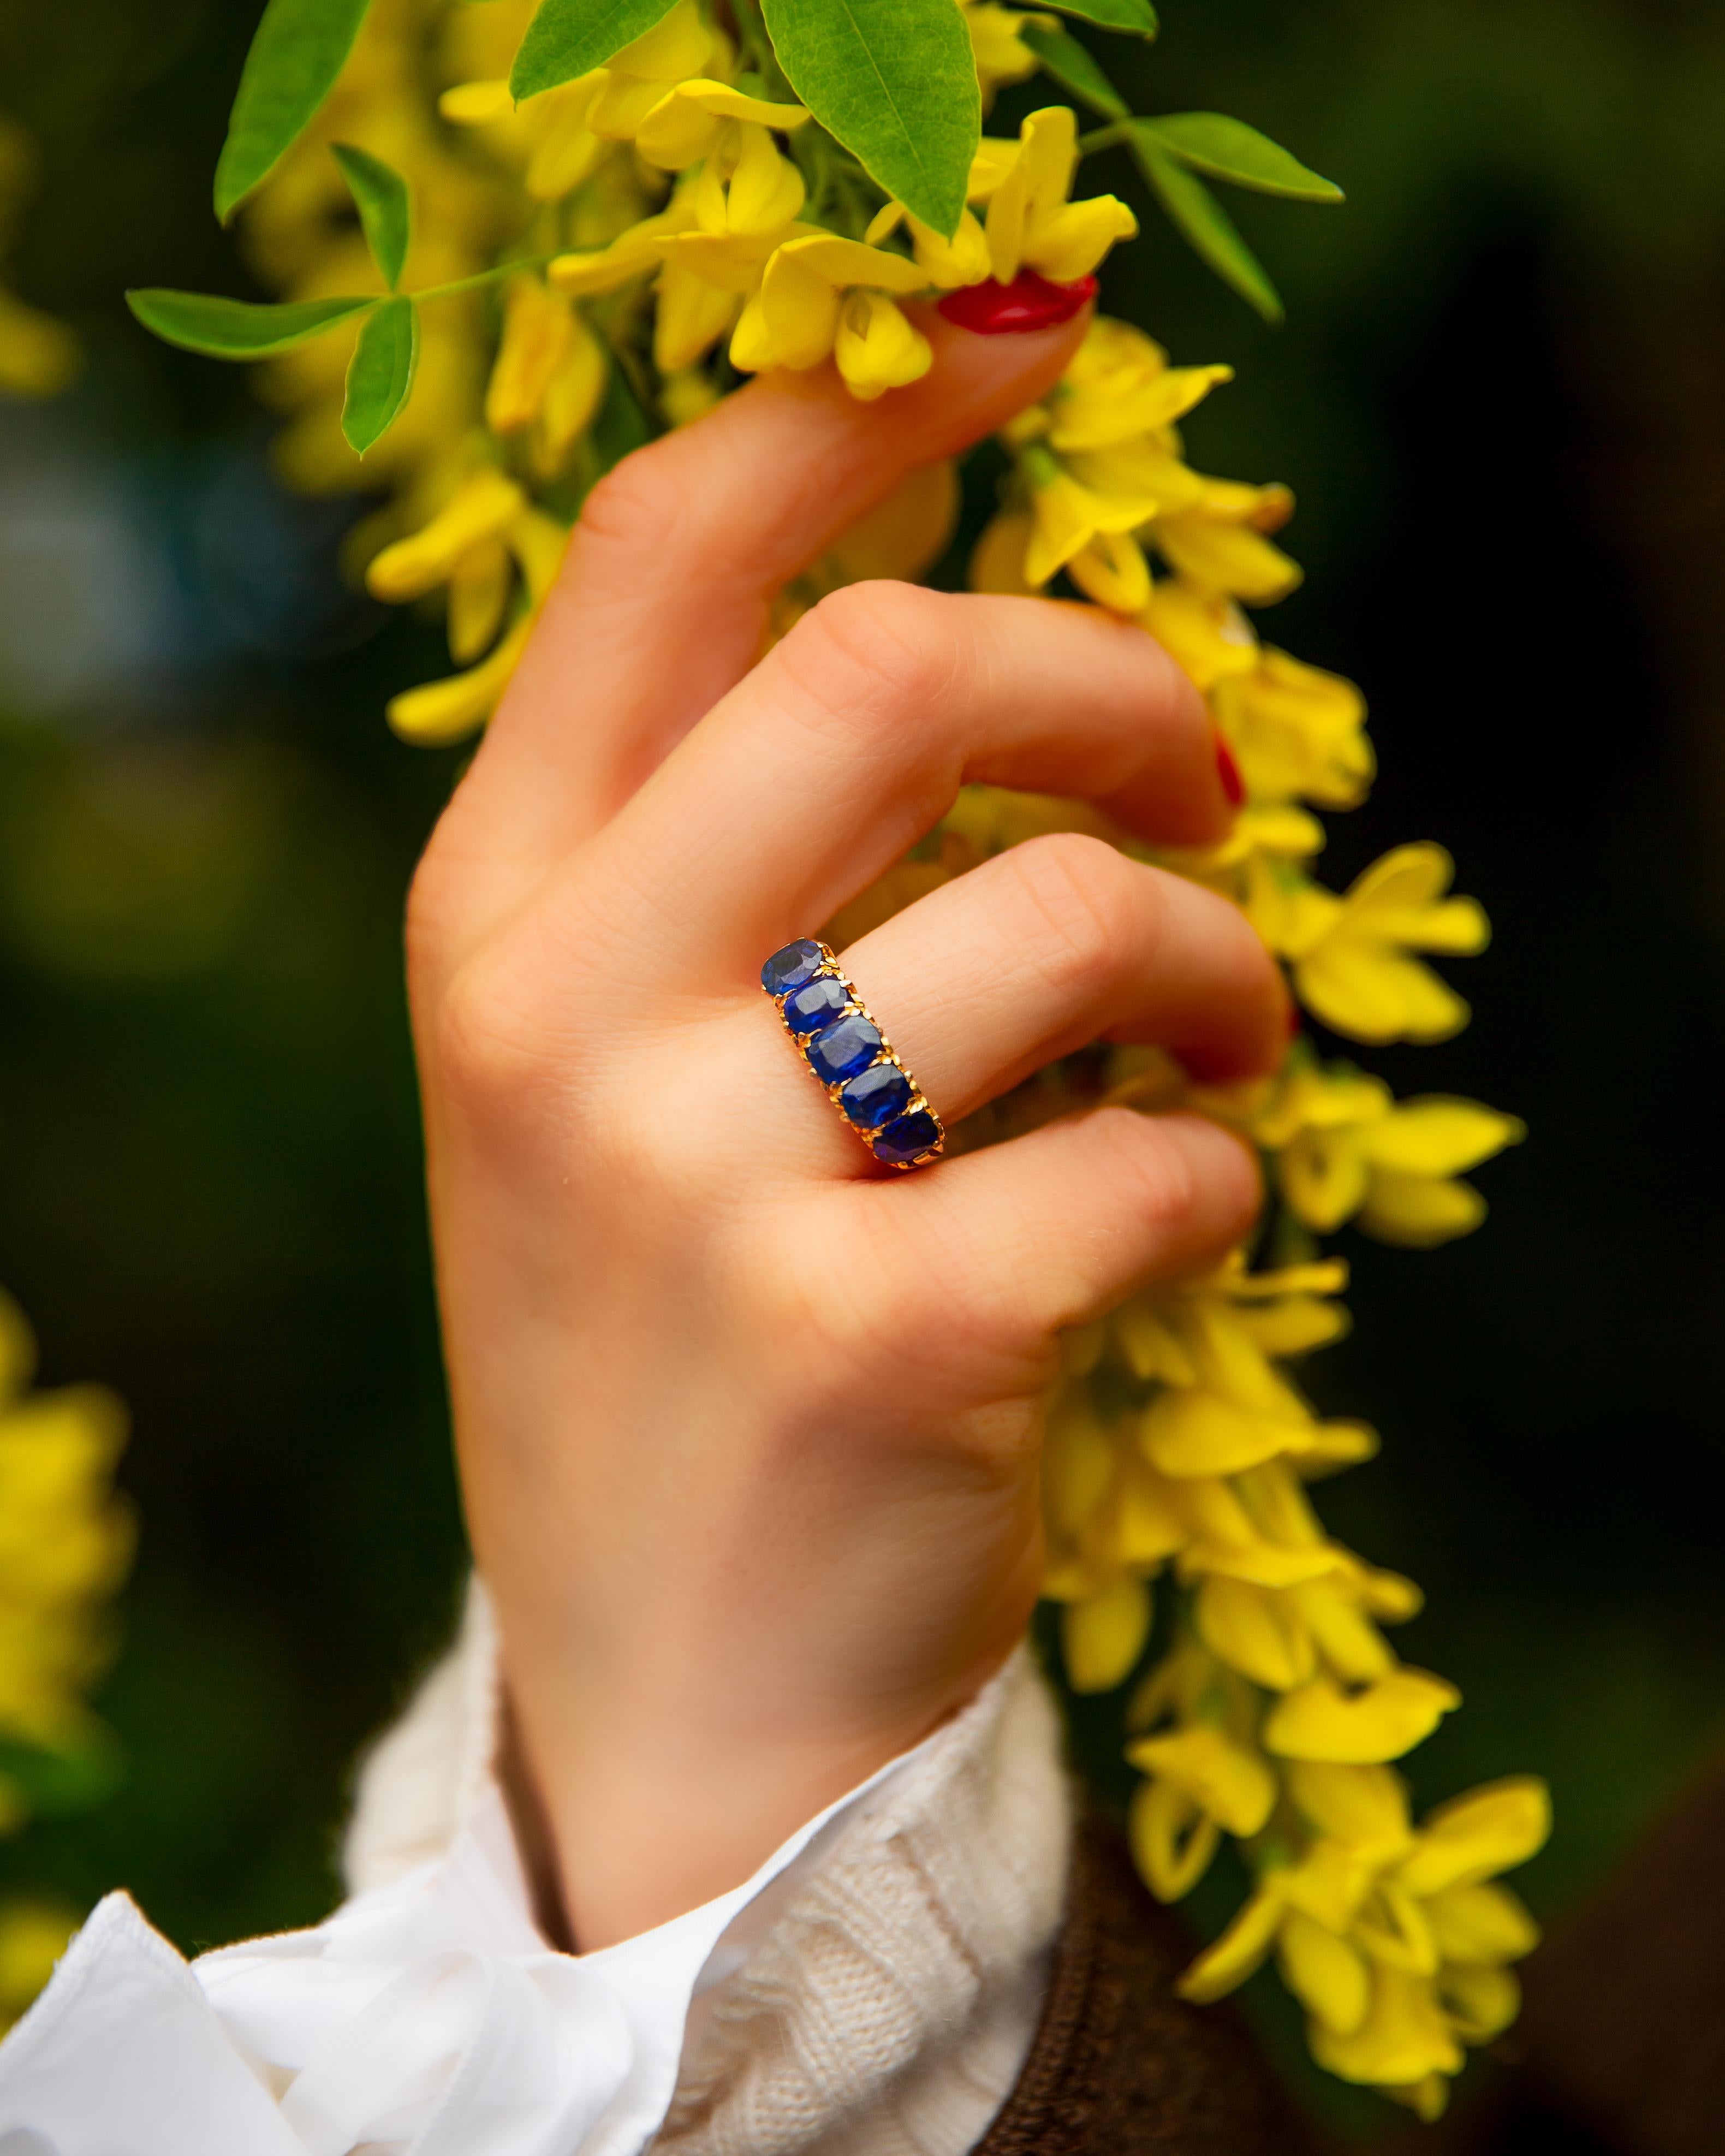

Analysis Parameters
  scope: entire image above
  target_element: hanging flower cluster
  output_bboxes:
[127,0,1546,2110]
[0,1290,132,2032]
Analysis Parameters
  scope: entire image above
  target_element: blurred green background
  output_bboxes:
[1,0,1723,2120]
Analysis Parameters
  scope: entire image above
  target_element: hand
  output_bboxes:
[406,310,1287,1950]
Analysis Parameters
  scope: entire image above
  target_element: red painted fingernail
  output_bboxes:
[1287,1000,1301,1040]
[1215,734,1245,807]
[937,270,1098,335]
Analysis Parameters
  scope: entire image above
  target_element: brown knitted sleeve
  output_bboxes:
[974,1811,1322,2156]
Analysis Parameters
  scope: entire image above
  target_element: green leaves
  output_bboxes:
[1118,115,1341,322]
[510,0,679,99]
[342,294,419,453]
[125,288,376,356]
[214,0,373,221]
[1130,138,1283,322]
[1134,113,1343,203]
[1019,22,1126,121]
[1040,0,1157,32]
[760,0,978,240]
[332,142,411,287]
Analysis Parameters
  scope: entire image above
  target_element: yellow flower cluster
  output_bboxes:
[0,1292,132,2030]
[209,0,1543,2108]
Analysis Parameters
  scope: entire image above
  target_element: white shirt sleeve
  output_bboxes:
[0,1582,1071,2156]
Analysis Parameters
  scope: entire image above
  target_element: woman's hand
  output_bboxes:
[406,310,1287,1950]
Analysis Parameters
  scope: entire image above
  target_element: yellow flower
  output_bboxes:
[1250,843,1491,1044]
[633,80,809,170]
[1179,1765,1546,2108]
[366,471,568,743]
[1254,1062,1525,1245]
[1212,648,1373,807]
[969,107,1138,286]
[961,0,1048,97]
[587,0,724,141]
[864,200,994,292]
[1140,579,1259,690]
[1128,1724,1277,1897]
[1263,1670,1461,1763]
[733,233,932,395]
[484,274,608,476]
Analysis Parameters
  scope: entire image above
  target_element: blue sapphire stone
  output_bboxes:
[838,1061,911,1130]
[806,1014,883,1085]
[783,976,850,1036]
[762,940,825,996]
[873,1109,941,1165]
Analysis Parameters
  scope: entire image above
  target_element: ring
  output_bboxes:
[761,940,946,1170]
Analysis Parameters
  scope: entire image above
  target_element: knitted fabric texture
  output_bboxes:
[340,1587,1073,2156]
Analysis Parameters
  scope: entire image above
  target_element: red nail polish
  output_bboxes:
[1286,1000,1301,1040]
[1215,734,1245,807]
[937,270,1098,335]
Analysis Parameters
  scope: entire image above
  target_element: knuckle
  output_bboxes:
[1003,833,1144,1000]
[779,581,962,739]
[577,445,694,561]
[426,951,567,1126]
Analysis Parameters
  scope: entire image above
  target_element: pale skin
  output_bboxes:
[406,305,1287,1953]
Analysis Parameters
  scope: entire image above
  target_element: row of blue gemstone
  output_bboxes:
[760,940,942,1167]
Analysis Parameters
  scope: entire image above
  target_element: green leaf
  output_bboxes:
[510,0,679,100]
[1130,141,1283,322]
[214,0,374,221]
[1134,112,1343,202]
[341,294,419,453]
[1040,0,1156,34]
[1018,22,1126,120]
[331,142,411,288]
[761,0,979,240]
[126,288,376,356]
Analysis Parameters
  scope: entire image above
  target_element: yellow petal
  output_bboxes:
[1104,1461,1189,1567]
[1284,1760,1413,1852]
[909,206,994,290]
[1359,1171,1487,1248]
[724,122,808,233]
[1263,1671,1460,1764]
[1196,1574,1315,1690]
[526,79,607,198]
[1278,1908,1371,2034]
[1398,1777,1551,1896]
[386,616,532,746]
[610,0,712,82]
[1024,193,1138,282]
[1138,579,1257,691]
[1143,1388,1310,1478]
[1151,509,1302,602]
[1210,646,1373,809]
[1050,363,1233,451]
[1422,1881,1540,1965]
[1176,1881,1286,1998]
[967,509,1039,596]
[0,1899,78,2020]
[1360,1098,1525,1178]
[1354,1880,1440,1974]
[1062,1575,1152,1693]
[1130,1775,1221,1902]
[776,232,929,294]
[834,291,932,400]
[1234,1294,1352,1357]
[758,243,846,367]
[653,261,740,372]
[1277,1127,1372,1233]
[446,536,511,663]
[1288,1578,1394,1683]
[1438,1961,1521,2042]
[1310,1967,1463,2087]
[1295,941,1472,1046]
[438,78,514,124]
[1127,1724,1277,1834]
[1042,1394,1115,1537]
[1067,531,1151,613]
[485,275,575,435]
[634,80,807,169]
[366,472,526,601]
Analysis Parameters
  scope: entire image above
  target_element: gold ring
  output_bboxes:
[761,940,945,1170]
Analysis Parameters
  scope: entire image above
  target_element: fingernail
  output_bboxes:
[937,270,1097,335]
[1215,734,1245,808]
